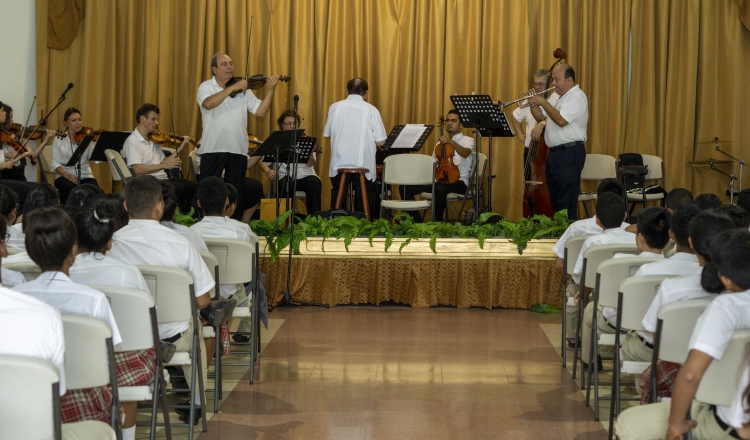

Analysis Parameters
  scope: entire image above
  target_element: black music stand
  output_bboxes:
[451,95,514,218]
[89,131,131,161]
[252,129,305,218]
[270,136,317,216]
[65,136,94,184]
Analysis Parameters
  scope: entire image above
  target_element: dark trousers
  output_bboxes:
[54,177,100,205]
[241,177,263,211]
[403,180,467,222]
[279,176,322,214]
[0,178,34,212]
[545,143,586,221]
[2,166,26,182]
[201,153,248,220]
[329,173,378,216]
[169,178,199,214]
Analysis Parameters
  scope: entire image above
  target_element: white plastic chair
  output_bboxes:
[91,284,171,440]
[105,149,132,194]
[627,154,665,211]
[137,265,206,436]
[38,150,57,185]
[420,152,488,223]
[61,313,120,436]
[198,250,226,413]
[3,261,41,281]
[188,148,199,181]
[695,329,750,407]
[560,234,592,368]
[578,154,617,217]
[380,154,436,221]
[6,246,23,256]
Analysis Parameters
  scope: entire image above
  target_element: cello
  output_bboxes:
[522,48,567,218]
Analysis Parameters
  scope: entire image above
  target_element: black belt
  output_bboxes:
[550,141,584,151]
[637,333,654,349]
[713,406,741,439]
[162,333,182,344]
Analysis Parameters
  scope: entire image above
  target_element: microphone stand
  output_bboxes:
[713,137,748,196]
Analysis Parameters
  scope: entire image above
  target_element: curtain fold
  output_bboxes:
[35,0,750,218]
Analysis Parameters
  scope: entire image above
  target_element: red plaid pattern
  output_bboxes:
[638,360,681,404]
[60,386,113,424]
[199,318,230,355]
[115,348,156,388]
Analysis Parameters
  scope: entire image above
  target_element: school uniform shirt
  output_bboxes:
[552,216,630,259]
[190,216,255,298]
[541,84,588,147]
[51,134,95,180]
[0,287,66,394]
[634,252,700,277]
[108,219,215,339]
[13,271,122,346]
[689,289,750,426]
[640,266,713,344]
[69,252,150,293]
[430,133,475,185]
[324,94,387,182]
[1,266,26,287]
[122,129,168,179]
[726,364,750,429]
[6,223,25,251]
[196,76,263,156]
[572,228,636,284]
[160,221,208,252]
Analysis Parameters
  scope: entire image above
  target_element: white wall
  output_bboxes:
[0,0,38,180]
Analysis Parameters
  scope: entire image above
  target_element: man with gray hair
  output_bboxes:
[510,69,559,149]
[196,52,279,219]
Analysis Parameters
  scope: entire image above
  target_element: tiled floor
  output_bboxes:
[193,306,607,439]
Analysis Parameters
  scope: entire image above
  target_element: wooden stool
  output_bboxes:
[334,168,371,220]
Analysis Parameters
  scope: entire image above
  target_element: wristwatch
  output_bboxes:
[540,121,547,127]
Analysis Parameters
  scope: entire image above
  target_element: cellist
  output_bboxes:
[403,109,474,222]
[527,64,589,220]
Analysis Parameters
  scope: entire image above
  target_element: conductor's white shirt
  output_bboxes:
[197,77,262,156]
[542,85,588,147]
[324,95,387,182]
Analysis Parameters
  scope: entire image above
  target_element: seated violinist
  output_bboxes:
[402,109,474,222]
[123,103,198,214]
[51,107,102,204]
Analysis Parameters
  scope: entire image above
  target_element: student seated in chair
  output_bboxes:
[12,207,123,426]
[616,228,750,440]
[633,210,735,402]
[158,180,207,252]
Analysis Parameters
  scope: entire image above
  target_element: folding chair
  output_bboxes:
[198,250,225,413]
[92,284,172,440]
[61,313,121,438]
[4,261,41,281]
[38,149,57,184]
[380,154,436,221]
[608,275,675,437]
[586,258,661,420]
[105,149,133,194]
[6,247,23,256]
[695,329,750,406]
[561,234,592,367]
[419,152,488,223]
[572,243,638,386]
[577,154,617,217]
[137,265,207,437]
[188,148,199,181]
[202,237,258,384]
[627,155,665,213]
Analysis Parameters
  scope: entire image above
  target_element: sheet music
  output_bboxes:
[391,124,426,149]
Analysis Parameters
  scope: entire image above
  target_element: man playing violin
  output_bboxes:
[123,103,197,214]
[196,52,278,220]
[51,107,102,204]
[402,109,474,222]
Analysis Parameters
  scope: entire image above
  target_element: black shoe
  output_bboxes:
[167,369,190,396]
[159,341,176,363]
[567,338,581,349]
[175,403,202,425]
[232,333,250,343]
[582,355,604,371]
[200,298,237,327]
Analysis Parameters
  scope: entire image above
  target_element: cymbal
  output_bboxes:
[696,139,734,145]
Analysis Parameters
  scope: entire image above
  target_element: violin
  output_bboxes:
[8,123,63,141]
[0,128,38,165]
[434,116,460,185]
[149,129,194,151]
[57,127,106,143]
[226,75,291,97]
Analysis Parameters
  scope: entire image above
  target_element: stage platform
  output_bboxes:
[260,237,563,309]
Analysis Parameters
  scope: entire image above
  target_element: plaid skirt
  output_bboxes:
[60,386,113,424]
[115,348,157,387]
[199,318,230,355]
[638,359,681,404]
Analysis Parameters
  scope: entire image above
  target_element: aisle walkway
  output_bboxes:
[197,306,606,439]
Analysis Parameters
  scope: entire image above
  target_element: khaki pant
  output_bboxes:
[566,280,579,339]
[615,401,738,440]
[231,283,253,334]
[172,319,207,402]
[622,331,653,363]
[582,303,617,362]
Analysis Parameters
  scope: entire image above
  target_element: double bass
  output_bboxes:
[522,48,567,218]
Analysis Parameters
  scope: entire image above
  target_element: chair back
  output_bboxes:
[61,313,113,390]
[581,243,638,289]
[38,150,56,184]
[618,275,676,330]
[6,247,23,255]
[199,250,220,297]
[641,154,664,180]
[136,265,194,324]
[4,262,42,281]
[596,257,662,308]
[105,149,132,182]
[475,152,488,182]
[657,298,713,364]
[580,154,617,181]
[189,148,199,180]
[382,154,436,186]
[0,355,61,440]
[695,329,750,407]
[91,285,156,352]
[564,234,591,276]
[203,237,255,285]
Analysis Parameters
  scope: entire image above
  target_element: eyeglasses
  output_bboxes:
[533,82,546,87]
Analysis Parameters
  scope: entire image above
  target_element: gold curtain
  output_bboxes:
[36,0,750,219]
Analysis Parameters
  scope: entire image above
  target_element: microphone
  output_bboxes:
[293,95,299,103]
[59,83,74,101]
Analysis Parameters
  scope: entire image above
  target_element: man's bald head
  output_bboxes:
[551,64,577,95]
[347,78,369,97]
